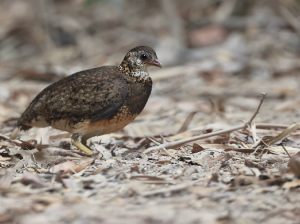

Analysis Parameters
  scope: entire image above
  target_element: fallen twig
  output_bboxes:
[144,93,267,154]
[251,122,258,145]
[282,145,292,160]
[147,137,177,158]
[144,123,246,153]
[264,122,300,146]
[246,93,267,128]
[254,123,296,130]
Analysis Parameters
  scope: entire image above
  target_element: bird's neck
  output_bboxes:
[118,62,151,83]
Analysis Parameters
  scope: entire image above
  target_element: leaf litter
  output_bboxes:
[1,1,300,223]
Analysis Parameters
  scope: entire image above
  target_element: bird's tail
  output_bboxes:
[17,117,32,131]
[12,119,32,139]
[10,126,19,140]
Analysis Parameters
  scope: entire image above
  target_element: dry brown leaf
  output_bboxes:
[130,175,165,181]
[282,179,300,189]
[14,140,38,150]
[155,160,172,164]
[192,143,205,154]
[0,157,11,161]
[269,146,299,154]
[244,159,259,168]
[265,122,300,146]
[90,159,116,175]
[289,157,300,178]
[50,161,76,173]
[26,168,49,173]
[233,175,257,187]
[62,160,93,174]
[9,147,38,157]
[21,171,47,188]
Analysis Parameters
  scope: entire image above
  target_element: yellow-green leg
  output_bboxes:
[71,133,93,155]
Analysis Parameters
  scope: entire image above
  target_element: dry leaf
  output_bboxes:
[63,160,94,174]
[0,157,11,161]
[9,147,38,157]
[94,145,112,160]
[269,146,299,154]
[155,160,172,164]
[233,175,257,187]
[265,122,300,146]
[289,157,300,178]
[21,171,47,188]
[192,143,205,153]
[50,161,76,173]
[244,159,259,168]
[282,179,300,189]
[130,175,165,181]
[90,159,116,175]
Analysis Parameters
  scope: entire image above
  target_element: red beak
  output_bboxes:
[147,59,163,68]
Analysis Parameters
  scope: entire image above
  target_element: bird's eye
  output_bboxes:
[140,54,148,61]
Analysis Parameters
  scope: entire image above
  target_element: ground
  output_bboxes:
[1,1,300,224]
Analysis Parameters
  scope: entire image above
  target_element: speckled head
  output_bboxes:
[119,46,162,79]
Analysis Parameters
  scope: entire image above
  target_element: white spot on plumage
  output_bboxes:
[132,70,149,79]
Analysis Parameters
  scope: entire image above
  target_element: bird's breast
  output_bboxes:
[124,80,152,115]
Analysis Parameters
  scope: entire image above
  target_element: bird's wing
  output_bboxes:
[19,66,129,126]
[89,78,128,123]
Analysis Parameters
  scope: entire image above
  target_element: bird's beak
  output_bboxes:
[148,59,163,68]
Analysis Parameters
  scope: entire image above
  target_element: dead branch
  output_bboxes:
[144,123,246,153]
[255,123,300,130]
[147,137,177,158]
[264,122,300,146]
[246,93,267,127]
[282,145,292,160]
[144,93,267,153]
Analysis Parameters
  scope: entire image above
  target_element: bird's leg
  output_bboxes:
[71,133,93,155]
[81,132,97,147]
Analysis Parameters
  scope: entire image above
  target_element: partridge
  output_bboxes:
[17,46,162,155]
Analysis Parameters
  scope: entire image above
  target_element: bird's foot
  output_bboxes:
[71,133,93,155]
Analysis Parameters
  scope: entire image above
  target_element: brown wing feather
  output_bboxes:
[18,66,128,129]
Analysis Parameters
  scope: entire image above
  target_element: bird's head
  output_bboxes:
[119,46,162,79]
